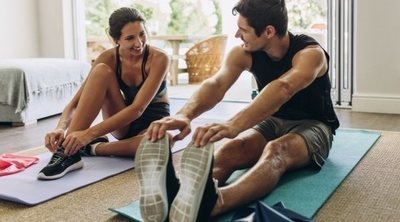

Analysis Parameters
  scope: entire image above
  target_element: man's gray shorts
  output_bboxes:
[253,117,333,169]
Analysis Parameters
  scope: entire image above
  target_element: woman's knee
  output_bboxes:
[89,63,116,82]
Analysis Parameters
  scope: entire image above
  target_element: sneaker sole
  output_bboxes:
[169,143,214,222]
[136,136,169,222]
[37,160,84,180]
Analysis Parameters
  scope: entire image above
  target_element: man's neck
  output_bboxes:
[264,33,290,61]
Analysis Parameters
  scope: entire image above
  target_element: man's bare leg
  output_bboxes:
[211,133,310,217]
[213,129,267,185]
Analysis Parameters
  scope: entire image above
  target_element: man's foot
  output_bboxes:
[37,147,83,180]
[136,136,180,222]
[80,135,109,156]
[169,143,218,222]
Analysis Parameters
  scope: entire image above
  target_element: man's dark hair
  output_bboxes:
[232,0,288,37]
[108,7,146,41]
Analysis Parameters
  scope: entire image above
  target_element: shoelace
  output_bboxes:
[49,148,66,165]
[213,178,224,205]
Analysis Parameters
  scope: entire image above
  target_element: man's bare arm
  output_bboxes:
[178,46,251,120]
[228,46,328,134]
[146,46,251,141]
[191,45,329,146]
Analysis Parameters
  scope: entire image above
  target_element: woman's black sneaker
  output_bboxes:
[37,147,83,180]
[80,135,109,156]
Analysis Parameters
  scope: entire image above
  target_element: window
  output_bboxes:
[84,0,222,63]
[73,0,354,104]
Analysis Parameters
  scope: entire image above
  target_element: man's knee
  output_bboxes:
[261,140,288,170]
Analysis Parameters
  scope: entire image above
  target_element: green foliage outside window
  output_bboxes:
[133,3,153,21]
[85,0,222,38]
[167,0,189,35]
[287,0,326,30]
[212,0,222,34]
[85,0,155,38]
[85,0,117,37]
[85,0,325,38]
[167,0,222,35]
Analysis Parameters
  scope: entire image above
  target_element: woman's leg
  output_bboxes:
[67,63,129,136]
[94,134,145,157]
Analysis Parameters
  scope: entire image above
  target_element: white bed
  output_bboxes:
[0,58,90,125]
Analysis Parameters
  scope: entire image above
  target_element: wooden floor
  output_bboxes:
[1,100,400,154]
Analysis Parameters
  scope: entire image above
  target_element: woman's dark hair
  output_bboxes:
[232,0,288,37]
[108,7,146,41]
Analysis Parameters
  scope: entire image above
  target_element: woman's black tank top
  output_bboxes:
[115,45,166,105]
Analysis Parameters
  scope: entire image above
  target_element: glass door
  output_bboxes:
[328,0,354,107]
[76,0,353,105]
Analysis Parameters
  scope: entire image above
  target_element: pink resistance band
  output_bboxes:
[0,153,39,176]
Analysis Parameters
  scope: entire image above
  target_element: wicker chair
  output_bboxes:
[184,34,228,84]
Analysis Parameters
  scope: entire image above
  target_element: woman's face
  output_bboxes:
[117,21,147,56]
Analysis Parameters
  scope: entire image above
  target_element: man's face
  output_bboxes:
[234,15,264,52]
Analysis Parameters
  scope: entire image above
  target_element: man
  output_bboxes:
[136,0,340,221]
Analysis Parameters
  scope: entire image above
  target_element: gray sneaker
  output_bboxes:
[169,142,218,222]
[136,136,179,222]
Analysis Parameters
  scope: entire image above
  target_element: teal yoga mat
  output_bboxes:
[109,128,381,221]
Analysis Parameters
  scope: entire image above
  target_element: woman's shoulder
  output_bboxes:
[148,45,169,61]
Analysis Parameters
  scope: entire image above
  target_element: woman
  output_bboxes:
[38,7,170,180]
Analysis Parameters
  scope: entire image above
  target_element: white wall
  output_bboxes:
[0,0,39,58]
[37,0,65,57]
[352,0,400,114]
[38,0,82,59]
[0,0,82,59]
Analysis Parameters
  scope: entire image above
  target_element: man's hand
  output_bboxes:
[146,114,192,142]
[192,121,239,147]
[44,128,65,153]
[62,130,93,156]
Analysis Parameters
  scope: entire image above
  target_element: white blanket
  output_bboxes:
[0,58,89,112]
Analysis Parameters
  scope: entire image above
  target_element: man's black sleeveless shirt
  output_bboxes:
[250,33,339,133]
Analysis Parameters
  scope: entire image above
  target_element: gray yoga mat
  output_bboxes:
[0,151,134,205]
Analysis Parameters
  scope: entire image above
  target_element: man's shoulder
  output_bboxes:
[226,46,252,69]
[290,32,320,48]
[229,45,254,61]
